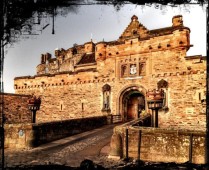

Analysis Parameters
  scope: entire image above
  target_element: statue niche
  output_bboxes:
[102,84,111,112]
[121,65,127,77]
[157,79,169,111]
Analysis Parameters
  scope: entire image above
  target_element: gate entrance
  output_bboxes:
[122,89,145,121]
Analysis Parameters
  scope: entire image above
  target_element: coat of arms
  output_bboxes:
[130,64,137,75]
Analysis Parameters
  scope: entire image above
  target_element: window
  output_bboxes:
[82,103,84,111]
[60,101,64,111]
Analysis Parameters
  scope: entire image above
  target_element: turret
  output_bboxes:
[95,42,107,61]
[172,15,190,51]
[172,15,183,27]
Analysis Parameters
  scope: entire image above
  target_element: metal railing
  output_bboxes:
[107,114,122,124]
[112,115,122,124]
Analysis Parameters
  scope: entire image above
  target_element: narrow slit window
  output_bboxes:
[199,93,201,101]
[82,103,84,111]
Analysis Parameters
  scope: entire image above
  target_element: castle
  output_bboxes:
[13,15,206,130]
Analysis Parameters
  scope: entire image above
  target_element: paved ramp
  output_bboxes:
[5,123,121,168]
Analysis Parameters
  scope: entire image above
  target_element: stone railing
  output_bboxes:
[109,115,205,164]
[5,116,107,149]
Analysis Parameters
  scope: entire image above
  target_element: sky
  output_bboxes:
[3,2,207,93]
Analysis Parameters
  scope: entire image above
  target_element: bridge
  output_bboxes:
[4,123,124,169]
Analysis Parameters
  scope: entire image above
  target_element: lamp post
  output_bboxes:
[27,95,41,123]
[146,89,164,127]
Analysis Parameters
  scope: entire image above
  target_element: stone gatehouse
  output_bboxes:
[13,15,206,130]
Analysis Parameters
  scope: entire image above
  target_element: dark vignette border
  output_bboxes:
[0,0,208,169]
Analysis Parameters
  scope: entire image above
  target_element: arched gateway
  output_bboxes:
[117,85,147,121]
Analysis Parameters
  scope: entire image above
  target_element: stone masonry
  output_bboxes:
[1,93,32,124]
[110,119,205,164]
[13,15,206,131]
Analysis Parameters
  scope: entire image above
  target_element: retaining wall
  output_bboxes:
[5,116,107,149]
[111,119,205,164]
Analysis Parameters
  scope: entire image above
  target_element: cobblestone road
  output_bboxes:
[5,123,126,169]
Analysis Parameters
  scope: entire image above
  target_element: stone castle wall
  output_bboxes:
[13,15,206,131]
[1,93,32,124]
[13,61,206,131]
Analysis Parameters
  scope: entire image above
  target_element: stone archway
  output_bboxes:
[117,85,147,122]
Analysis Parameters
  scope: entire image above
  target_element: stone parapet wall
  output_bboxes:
[5,116,107,149]
[32,116,107,146]
[111,121,205,164]
[1,93,32,124]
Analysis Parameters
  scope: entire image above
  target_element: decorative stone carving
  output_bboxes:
[130,64,137,75]
[146,89,164,101]
[102,84,111,112]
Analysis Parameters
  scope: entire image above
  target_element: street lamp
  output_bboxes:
[27,95,41,123]
[146,89,164,127]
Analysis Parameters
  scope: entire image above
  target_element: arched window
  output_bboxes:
[102,84,111,112]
